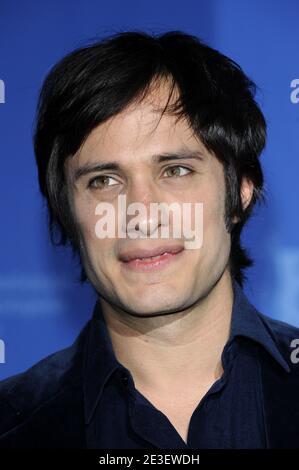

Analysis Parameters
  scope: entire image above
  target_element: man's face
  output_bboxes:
[65,81,232,316]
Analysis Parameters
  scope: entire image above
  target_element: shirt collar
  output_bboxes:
[83,299,124,424]
[83,278,290,424]
[229,279,290,373]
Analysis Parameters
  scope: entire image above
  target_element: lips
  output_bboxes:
[118,244,184,263]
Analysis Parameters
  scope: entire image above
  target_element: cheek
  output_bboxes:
[203,196,225,228]
[75,199,96,240]
[74,197,119,271]
[206,213,231,274]
[73,197,107,255]
[183,183,226,235]
[200,181,228,246]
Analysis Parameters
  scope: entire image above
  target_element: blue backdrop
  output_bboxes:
[0,0,298,379]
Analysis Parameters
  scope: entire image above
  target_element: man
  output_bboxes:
[0,30,298,449]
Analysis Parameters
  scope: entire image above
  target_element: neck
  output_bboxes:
[100,269,234,393]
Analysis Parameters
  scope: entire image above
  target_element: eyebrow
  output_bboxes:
[74,150,205,182]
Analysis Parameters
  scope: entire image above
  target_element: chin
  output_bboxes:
[123,294,185,317]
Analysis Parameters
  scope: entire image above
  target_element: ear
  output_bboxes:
[232,177,254,223]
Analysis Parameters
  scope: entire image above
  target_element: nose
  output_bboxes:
[122,179,165,238]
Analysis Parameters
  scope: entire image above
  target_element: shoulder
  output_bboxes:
[254,312,299,447]
[0,320,90,447]
[258,310,299,345]
[257,310,299,372]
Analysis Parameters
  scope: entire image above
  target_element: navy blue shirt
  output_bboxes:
[84,279,290,449]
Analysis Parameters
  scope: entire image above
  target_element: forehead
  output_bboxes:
[67,79,210,170]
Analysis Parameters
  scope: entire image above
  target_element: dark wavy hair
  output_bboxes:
[33,30,266,288]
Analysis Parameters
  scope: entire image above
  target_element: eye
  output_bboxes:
[88,175,119,190]
[163,165,193,178]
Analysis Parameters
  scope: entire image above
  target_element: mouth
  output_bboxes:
[118,245,185,273]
